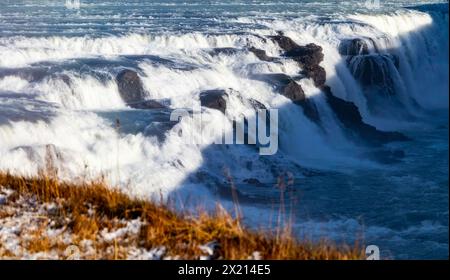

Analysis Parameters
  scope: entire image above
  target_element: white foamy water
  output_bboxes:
[0,1,448,259]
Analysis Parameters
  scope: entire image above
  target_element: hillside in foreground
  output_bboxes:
[0,173,363,260]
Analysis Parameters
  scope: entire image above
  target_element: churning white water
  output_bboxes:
[0,1,448,259]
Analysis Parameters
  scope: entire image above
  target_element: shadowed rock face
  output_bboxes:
[200,89,228,114]
[339,38,370,56]
[321,85,408,145]
[116,69,165,109]
[339,37,400,96]
[348,54,398,95]
[295,99,321,123]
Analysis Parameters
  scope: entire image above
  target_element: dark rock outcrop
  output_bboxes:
[116,69,146,103]
[275,40,327,87]
[269,35,301,52]
[199,89,228,114]
[279,41,326,120]
[339,37,400,96]
[321,85,408,144]
[282,78,306,102]
[116,69,165,109]
[209,48,240,56]
[285,43,324,67]
[269,35,407,144]
[251,73,320,123]
[287,44,326,87]
[348,54,399,95]
[199,89,267,115]
[248,47,274,62]
[302,64,327,87]
[339,38,370,56]
[252,73,305,102]
[269,35,327,86]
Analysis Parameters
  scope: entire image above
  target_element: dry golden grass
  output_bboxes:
[0,172,364,260]
[25,227,52,254]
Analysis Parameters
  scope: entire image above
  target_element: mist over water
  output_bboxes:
[0,1,448,259]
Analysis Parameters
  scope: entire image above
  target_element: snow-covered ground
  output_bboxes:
[0,185,166,260]
[0,185,261,260]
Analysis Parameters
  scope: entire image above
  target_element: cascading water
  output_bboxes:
[0,1,448,259]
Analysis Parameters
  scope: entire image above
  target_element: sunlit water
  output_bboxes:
[0,0,448,259]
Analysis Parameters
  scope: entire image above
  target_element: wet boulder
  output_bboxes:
[269,35,327,87]
[282,78,306,102]
[200,89,228,114]
[269,35,300,52]
[340,38,401,97]
[283,43,327,87]
[284,43,324,67]
[209,48,241,56]
[339,38,370,56]
[348,54,399,95]
[199,88,267,115]
[251,73,320,123]
[116,69,147,103]
[269,35,324,67]
[116,69,165,109]
[302,64,327,87]
[252,73,306,102]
